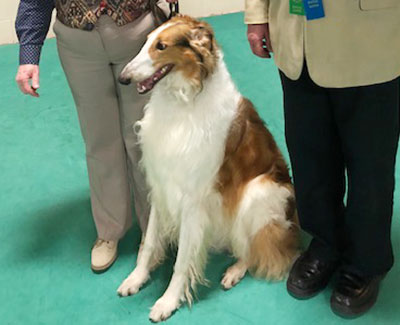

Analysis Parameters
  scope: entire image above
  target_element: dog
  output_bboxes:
[117,15,299,322]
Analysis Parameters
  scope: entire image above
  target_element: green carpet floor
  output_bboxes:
[1,12,399,325]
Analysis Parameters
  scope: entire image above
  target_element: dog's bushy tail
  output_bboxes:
[248,220,299,280]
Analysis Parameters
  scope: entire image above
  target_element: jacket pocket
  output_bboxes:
[360,0,399,10]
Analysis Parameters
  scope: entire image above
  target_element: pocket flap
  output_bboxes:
[360,0,398,10]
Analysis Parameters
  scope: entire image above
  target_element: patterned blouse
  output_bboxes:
[16,0,151,65]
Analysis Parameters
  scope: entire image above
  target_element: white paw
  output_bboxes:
[149,296,181,322]
[221,265,247,290]
[117,269,149,297]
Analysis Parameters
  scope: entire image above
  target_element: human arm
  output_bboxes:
[15,0,55,97]
[245,0,272,59]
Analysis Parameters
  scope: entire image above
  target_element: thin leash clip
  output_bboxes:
[169,1,180,19]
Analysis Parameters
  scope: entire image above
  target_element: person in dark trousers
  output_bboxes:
[245,0,400,318]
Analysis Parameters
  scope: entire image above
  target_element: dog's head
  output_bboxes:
[119,15,218,95]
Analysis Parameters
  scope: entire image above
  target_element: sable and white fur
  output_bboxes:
[117,16,299,322]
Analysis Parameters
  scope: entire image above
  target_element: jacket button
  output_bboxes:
[83,23,95,31]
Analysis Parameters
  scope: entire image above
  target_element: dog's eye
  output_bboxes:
[156,42,167,51]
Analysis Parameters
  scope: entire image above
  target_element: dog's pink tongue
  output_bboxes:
[137,78,154,94]
[136,64,174,95]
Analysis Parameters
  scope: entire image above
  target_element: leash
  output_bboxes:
[150,0,180,26]
[169,1,180,19]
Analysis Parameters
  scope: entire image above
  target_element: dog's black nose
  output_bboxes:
[118,75,132,85]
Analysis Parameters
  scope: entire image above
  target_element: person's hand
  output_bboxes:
[247,24,272,59]
[15,64,40,97]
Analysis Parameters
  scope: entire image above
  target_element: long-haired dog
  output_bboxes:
[117,16,299,322]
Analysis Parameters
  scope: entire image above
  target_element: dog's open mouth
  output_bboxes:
[137,64,174,94]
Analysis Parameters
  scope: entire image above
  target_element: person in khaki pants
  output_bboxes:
[15,0,177,273]
[245,0,400,318]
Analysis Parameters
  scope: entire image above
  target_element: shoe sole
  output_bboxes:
[330,292,378,319]
[91,252,118,274]
[287,278,331,300]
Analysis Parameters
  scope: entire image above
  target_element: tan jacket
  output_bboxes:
[245,0,400,88]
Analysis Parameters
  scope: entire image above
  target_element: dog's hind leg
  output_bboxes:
[149,199,209,322]
[117,206,165,297]
[221,259,247,290]
[232,177,299,281]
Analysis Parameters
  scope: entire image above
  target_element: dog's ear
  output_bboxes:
[189,24,215,53]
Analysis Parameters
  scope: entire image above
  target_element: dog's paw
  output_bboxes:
[149,296,181,322]
[117,269,149,297]
[221,263,247,290]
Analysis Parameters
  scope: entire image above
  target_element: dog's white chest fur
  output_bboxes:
[137,60,240,239]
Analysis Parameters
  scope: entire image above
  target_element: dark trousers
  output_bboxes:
[280,66,399,276]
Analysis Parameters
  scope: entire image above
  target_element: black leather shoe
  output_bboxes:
[287,252,339,299]
[330,270,383,318]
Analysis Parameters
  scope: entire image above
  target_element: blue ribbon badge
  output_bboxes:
[303,0,325,20]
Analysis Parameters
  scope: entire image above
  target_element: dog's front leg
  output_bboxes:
[117,206,164,296]
[149,201,209,322]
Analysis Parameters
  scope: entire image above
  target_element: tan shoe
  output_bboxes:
[91,238,118,273]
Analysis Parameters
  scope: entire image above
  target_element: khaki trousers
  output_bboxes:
[54,14,155,240]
